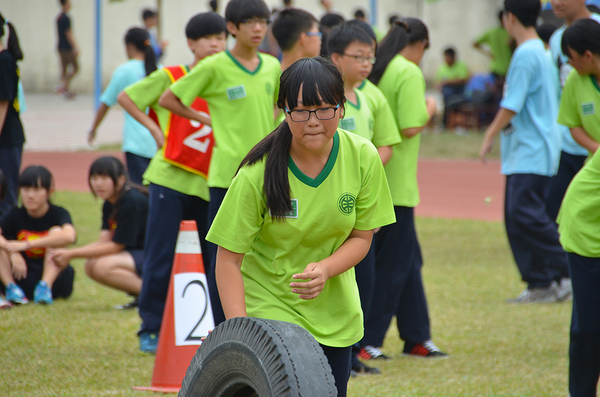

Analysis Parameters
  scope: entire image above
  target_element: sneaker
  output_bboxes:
[115,296,139,310]
[0,296,12,309]
[403,340,448,358]
[6,283,28,304]
[556,278,573,302]
[351,360,381,375]
[140,332,159,354]
[507,282,559,304]
[358,345,390,360]
[33,281,53,305]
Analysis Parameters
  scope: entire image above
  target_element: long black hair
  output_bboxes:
[124,27,157,76]
[562,18,600,58]
[0,14,23,61]
[368,20,409,85]
[239,57,345,219]
[89,156,147,221]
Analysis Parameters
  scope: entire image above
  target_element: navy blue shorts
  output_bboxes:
[127,249,144,277]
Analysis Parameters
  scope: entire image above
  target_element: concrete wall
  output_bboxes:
[2,0,503,93]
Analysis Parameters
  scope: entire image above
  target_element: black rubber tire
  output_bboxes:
[178,317,337,397]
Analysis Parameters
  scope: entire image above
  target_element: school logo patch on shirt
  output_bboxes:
[340,117,357,131]
[582,102,595,116]
[338,193,356,216]
[226,85,247,101]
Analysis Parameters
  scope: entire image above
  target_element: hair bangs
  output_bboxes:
[278,57,344,110]
[186,12,227,40]
[18,166,53,190]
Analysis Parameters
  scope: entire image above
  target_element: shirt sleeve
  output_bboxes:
[475,30,490,45]
[53,206,73,226]
[101,201,111,231]
[0,208,19,239]
[100,66,130,107]
[0,57,15,102]
[354,145,396,231]
[206,167,266,254]
[557,72,582,128]
[396,67,429,131]
[125,68,171,111]
[170,60,213,107]
[111,191,146,247]
[370,91,401,148]
[500,52,532,114]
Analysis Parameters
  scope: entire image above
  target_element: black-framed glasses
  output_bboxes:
[342,53,376,64]
[285,104,341,122]
[240,18,271,27]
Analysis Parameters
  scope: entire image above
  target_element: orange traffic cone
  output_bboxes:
[134,220,214,393]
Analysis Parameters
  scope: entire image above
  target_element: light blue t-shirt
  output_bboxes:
[549,14,600,156]
[500,39,561,176]
[100,59,157,159]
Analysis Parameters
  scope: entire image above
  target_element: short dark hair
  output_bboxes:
[239,57,345,219]
[59,0,69,6]
[142,8,157,21]
[225,0,270,26]
[354,9,366,19]
[19,166,54,192]
[320,13,345,30]
[348,19,377,44]
[186,12,227,40]
[327,22,375,56]
[271,8,317,51]
[444,47,456,57]
[504,0,540,28]
[536,23,558,44]
[562,18,600,57]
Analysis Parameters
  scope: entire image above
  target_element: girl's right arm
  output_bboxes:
[88,103,110,145]
[51,230,124,269]
[570,127,599,154]
[117,91,164,148]
[215,246,247,319]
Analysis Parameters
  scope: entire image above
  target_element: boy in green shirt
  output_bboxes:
[116,12,228,353]
[271,7,321,71]
[159,0,280,326]
[328,21,401,375]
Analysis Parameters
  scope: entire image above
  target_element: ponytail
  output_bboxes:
[124,27,157,76]
[238,121,294,219]
[0,14,23,61]
[369,20,408,85]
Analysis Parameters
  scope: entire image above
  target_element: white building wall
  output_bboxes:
[2,0,503,93]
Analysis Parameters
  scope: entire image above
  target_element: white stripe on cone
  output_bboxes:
[175,231,202,254]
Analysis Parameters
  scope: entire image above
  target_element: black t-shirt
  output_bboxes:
[0,204,73,260]
[0,50,24,149]
[102,188,148,250]
[57,12,72,51]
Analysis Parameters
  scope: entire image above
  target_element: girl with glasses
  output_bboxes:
[206,57,395,397]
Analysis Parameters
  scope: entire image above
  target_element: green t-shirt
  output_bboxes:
[475,27,512,76]
[206,129,396,347]
[435,60,469,84]
[170,51,281,189]
[340,88,401,148]
[124,66,210,200]
[558,148,600,257]
[377,55,429,207]
[558,72,600,154]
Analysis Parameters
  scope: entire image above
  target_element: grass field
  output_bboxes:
[1,187,572,396]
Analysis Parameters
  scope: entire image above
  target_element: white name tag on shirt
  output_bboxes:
[226,85,247,101]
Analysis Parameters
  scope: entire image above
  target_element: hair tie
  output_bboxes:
[144,39,150,46]
[4,19,9,26]
[395,19,409,32]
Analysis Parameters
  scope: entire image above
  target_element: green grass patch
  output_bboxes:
[420,129,501,160]
[1,192,570,396]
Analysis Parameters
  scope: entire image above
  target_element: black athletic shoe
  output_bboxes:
[115,296,139,310]
[402,340,448,358]
[351,361,381,375]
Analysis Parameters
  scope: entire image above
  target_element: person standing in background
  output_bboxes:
[55,0,78,100]
[142,9,168,62]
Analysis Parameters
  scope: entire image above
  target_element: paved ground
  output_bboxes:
[20,94,504,222]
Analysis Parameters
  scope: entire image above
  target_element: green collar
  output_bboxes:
[346,91,361,110]
[288,132,339,188]
[357,80,367,90]
[226,50,262,75]
[592,75,600,93]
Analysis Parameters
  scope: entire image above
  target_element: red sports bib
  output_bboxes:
[162,65,214,179]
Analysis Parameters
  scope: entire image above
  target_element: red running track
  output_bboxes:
[22,152,504,222]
